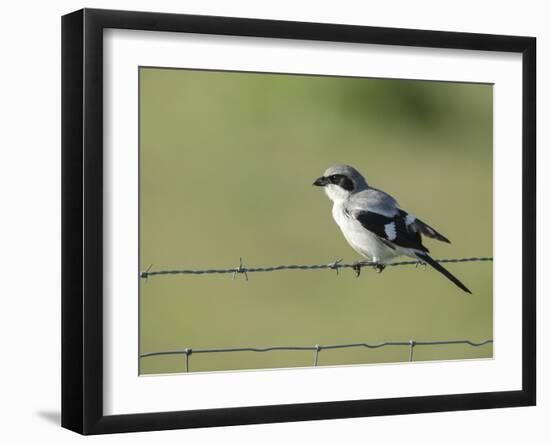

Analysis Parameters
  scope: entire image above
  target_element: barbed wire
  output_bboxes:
[140,256,493,279]
[140,338,493,372]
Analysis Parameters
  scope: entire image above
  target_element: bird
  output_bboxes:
[313,164,471,293]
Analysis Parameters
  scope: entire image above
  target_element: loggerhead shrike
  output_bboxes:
[313,164,471,293]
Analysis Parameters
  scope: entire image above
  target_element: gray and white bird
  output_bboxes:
[313,164,471,293]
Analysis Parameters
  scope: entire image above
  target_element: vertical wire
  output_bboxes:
[408,340,416,362]
[313,345,321,367]
[184,349,191,372]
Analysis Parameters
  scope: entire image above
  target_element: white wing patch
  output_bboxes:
[384,222,397,240]
[405,214,416,226]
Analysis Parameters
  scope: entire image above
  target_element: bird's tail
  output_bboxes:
[414,252,472,294]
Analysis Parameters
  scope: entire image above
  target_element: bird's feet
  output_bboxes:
[415,261,427,270]
[351,261,369,278]
[351,261,385,277]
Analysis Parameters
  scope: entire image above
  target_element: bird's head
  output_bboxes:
[313,164,368,203]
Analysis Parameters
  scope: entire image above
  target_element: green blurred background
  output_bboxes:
[139,67,493,375]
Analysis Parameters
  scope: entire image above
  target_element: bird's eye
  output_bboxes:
[329,174,354,191]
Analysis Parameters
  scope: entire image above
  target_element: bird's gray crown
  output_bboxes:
[323,164,369,190]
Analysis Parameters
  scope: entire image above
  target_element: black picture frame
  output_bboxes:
[62,8,536,435]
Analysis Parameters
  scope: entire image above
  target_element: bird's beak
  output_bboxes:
[313,176,328,187]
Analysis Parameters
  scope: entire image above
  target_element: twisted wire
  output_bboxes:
[140,256,493,279]
[140,339,493,357]
[140,339,494,371]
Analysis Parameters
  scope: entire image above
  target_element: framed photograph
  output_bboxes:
[62,8,536,434]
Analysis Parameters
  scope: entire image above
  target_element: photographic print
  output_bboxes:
[62,9,536,433]
[138,67,493,375]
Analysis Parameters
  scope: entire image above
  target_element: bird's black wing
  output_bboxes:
[407,213,451,244]
[354,210,429,252]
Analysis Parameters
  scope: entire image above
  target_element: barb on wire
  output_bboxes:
[140,256,493,279]
[140,338,493,372]
[232,257,248,281]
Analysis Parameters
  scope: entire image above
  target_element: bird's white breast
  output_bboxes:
[331,203,399,263]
